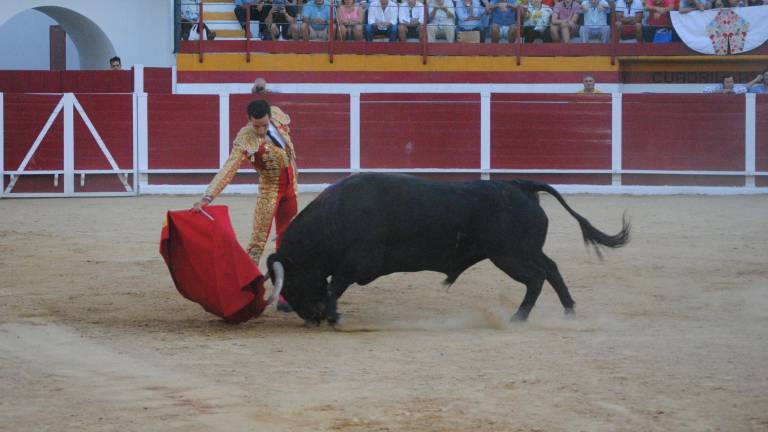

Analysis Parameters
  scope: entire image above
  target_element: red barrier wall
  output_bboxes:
[148,95,220,169]
[623,94,745,171]
[229,94,350,169]
[3,94,63,171]
[491,94,612,169]
[74,94,133,170]
[0,71,62,93]
[3,94,63,193]
[360,94,480,168]
[144,68,173,94]
[0,71,133,94]
[61,71,133,93]
[756,95,768,173]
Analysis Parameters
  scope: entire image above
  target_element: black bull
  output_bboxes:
[267,173,630,325]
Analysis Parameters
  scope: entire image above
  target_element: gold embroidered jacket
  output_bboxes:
[204,107,298,199]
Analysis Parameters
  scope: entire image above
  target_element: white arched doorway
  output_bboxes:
[0,0,174,70]
[34,6,117,70]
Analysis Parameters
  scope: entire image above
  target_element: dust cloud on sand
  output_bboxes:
[1,194,767,432]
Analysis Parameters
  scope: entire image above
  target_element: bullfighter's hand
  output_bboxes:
[191,199,209,212]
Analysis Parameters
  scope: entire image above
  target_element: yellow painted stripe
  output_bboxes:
[177,53,618,72]
[214,29,246,38]
[204,11,238,20]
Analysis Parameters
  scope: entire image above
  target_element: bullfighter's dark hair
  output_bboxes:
[109,56,121,64]
[246,99,271,119]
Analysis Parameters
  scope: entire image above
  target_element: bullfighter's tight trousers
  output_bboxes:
[247,167,297,264]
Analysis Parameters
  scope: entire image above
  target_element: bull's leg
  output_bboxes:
[490,256,546,321]
[540,254,575,315]
[325,276,353,325]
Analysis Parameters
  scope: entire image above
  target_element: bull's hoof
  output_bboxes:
[329,315,344,328]
[326,312,341,326]
[564,307,575,317]
[510,311,529,322]
[303,319,321,327]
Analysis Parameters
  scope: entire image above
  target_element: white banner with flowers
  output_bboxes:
[671,5,768,55]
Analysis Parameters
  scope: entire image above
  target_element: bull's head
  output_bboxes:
[267,253,330,325]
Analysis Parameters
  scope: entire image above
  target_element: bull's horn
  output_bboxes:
[266,261,285,306]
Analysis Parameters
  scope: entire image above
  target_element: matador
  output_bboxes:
[194,99,298,266]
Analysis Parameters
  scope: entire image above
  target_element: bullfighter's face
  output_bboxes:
[249,114,270,139]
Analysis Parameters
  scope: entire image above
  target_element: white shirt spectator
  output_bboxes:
[368,0,400,26]
[581,0,609,26]
[703,84,748,94]
[400,1,426,25]
[614,0,643,17]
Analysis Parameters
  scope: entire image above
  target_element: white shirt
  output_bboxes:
[614,0,643,17]
[368,0,400,25]
[703,84,748,94]
[399,1,426,25]
[268,123,288,148]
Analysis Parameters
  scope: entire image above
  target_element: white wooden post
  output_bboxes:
[219,93,230,167]
[745,93,756,188]
[350,92,361,173]
[0,93,4,197]
[63,93,75,195]
[480,91,491,180]
[133,64,145,94]
[611,92,623,186]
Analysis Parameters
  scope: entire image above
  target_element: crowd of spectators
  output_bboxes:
[219,0,767,42]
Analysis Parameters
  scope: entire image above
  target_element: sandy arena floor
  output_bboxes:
[1,192,767,432]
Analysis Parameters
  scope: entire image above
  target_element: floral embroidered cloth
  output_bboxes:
[671,5,768,55]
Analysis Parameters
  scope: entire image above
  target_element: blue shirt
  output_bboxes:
[456,0,487,29]
[749,84,766,94]
[302,1,330,30]
[491,0,517,26]
[234,0,252,6]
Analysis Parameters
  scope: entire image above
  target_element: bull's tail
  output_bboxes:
[511,179,630,258]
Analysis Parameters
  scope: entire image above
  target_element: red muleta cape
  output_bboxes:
[160,205,267,323]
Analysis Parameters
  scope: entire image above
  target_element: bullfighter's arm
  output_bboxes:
[203,141,248,201]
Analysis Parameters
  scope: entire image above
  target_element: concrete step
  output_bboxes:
[203,2,238,13]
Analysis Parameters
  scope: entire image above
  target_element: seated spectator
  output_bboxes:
[577,74,602,93]
[490,0,519,43]
[711,0,725,7]
[746,70,768,93]
[643,0,676,42]
[266,0,298,40]
[550,0,581,42]
[703,75,748,94]
[614,0,643,42]
[456,0,488,42]
[235,0,270,39]
[678,0,711,13]
[427,0,456,42]
[522,0,553,42]
[302,0,331,40]
[399,0,425,42]
[366,0,399,41]
[337,0,365,40]
[109,56,122,70]
[579,0,610,43]
[181,0,217,40]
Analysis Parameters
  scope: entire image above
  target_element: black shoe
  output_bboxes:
[277,301,293,313]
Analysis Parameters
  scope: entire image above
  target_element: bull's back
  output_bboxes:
[323,174,548,275]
